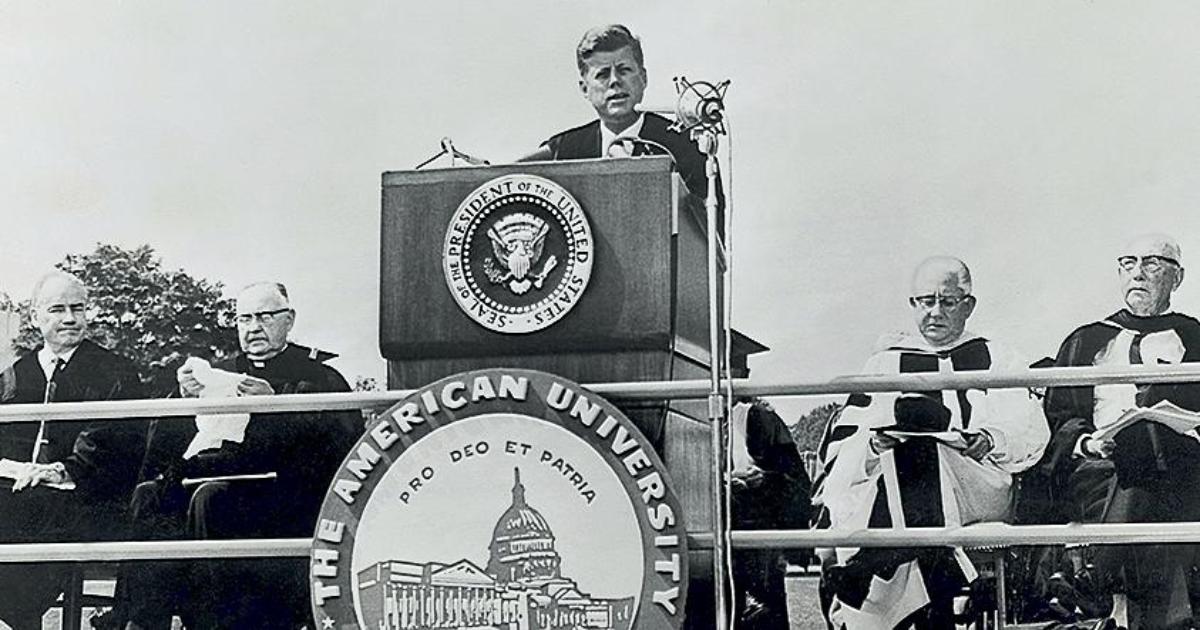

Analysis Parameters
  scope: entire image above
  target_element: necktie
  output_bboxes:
[1129,332,1149,403]
[32,358,66,462]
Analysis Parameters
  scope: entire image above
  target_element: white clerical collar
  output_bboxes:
[601,113,646,157]
[38,344,79,381]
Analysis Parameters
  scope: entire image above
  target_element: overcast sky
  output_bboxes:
[3,2,1200,421]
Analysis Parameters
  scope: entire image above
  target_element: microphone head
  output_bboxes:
[673,76,730,134]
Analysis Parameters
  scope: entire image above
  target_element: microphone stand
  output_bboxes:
[675,75,733,630]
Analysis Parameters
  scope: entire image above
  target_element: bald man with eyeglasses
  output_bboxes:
[1041,234,1200,630]
[813,256,1048,629]
[120,281,363,630]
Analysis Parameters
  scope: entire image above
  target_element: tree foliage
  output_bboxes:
[789,401,843,453]
[13,243,239,395]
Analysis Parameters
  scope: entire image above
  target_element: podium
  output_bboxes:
[380,156,765,626]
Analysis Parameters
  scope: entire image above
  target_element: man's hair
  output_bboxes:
[238,281,290,304]
[30,271,87,309]
[576,24,644,75]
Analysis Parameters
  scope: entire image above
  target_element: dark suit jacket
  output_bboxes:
[0,339,147,500]
[542,112,725,230]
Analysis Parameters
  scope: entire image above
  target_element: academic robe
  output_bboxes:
[813,332,1049,630]
[124,342,363,630]
[1041,310,1200,628]
[0,339,146,627]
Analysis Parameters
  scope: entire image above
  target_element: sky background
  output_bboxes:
[4,2,1200,422]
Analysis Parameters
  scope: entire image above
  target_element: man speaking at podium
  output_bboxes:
[518,24,719,211]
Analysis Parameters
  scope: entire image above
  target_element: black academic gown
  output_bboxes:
[125,343,363,630]
[0,339,145,627]
[1041,310,1200,628]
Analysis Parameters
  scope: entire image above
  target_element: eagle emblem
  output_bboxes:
[482,212,558,295]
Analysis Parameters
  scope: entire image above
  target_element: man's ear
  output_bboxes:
[579,78,587,98]
[1175,267,1186,291]
[963,295,977,319]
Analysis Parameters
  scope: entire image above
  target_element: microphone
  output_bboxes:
[441,137,491,167]
[671,76,731,135]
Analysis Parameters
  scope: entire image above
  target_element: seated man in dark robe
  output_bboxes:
[814,256,1048,629]
[0,271,147,629]
[729,398,812,630]
[122,282,363,630]
[1041,233,1200,630]
[517,24,723,226]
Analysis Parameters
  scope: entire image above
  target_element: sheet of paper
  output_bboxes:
[1093,400,1200,442]
[873,429,970,450]
[182,357,252,460]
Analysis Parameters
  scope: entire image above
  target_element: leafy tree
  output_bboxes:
[789,401,843,453]
[13,243,239,396]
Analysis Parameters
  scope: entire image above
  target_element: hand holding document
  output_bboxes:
[1092,400,1200,443]
[871,427,970,450]
[182,357,253,460]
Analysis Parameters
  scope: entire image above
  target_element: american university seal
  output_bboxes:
[310,369,688,630]
[443,174,594,334]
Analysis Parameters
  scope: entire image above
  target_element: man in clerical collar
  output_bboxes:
[518,24,719,213]
[123,281,362,630]
[1042,233,1200,630]
[814,256,1048,630]
[0,271,146,628]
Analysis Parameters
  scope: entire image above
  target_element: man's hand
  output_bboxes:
[177,364,204,398]
[237,376,275,397]
[961,430,995,462]
[869,432,901,454]
[11,462,71,493]
[1081,435,1116,459]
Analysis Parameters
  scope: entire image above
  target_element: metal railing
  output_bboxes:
[1,361,1199,629]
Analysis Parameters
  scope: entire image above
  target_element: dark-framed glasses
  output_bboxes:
[909,294,971,310]
[1117,255,1179,274]
[234,308,293,325]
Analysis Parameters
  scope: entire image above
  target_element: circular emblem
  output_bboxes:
[442,174,594,334]
[311,369,688,630]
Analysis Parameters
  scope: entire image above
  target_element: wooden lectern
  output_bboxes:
[380,156,765,627]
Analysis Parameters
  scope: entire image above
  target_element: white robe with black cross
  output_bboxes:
[813,332,1049,630]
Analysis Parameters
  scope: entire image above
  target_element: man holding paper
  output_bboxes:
[0,271,146,628]
[1042,233,1200,630]
[122,281,362,630]
[814,256,1048,629]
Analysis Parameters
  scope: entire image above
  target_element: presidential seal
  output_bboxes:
[311,369,688,630]
[443,174,594,334]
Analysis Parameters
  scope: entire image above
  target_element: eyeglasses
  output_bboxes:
[1117,255,1179,274]
[909,294,972,310]
[234,308,292,325]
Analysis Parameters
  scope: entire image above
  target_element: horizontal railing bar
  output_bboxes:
[0,539,312,563]
[727,522,1200,548]
[3,522,1200,563]
[0,364,1196,423]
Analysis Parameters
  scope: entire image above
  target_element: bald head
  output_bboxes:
[911,256,972,296]
[909,256,976,347]
[1118,233,1184,316]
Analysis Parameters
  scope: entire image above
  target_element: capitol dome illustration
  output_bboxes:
[357,466,636,630]
[487,468,563,584]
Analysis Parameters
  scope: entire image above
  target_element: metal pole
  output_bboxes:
[699,128,730,630]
